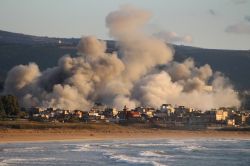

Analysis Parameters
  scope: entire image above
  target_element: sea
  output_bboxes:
[0,138,249,166]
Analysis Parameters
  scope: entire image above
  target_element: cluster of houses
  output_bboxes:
[26,103,250,129]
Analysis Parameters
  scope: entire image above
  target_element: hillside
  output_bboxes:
[0,30,250,91]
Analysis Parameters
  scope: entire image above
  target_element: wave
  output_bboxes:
[0,157,58,165]
[166,140,191,147]
[98,144,111,148]
[176,145,207,152]
[71,144,92,152]
[215,138,246,143]
[106,152,167,166]
[3,147,44,153]
[139,150,172,158]
[122,143,169,148]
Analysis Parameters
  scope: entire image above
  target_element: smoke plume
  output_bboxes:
[4,5,240,111]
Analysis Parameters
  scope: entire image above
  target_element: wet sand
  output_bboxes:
[1,128,250,143]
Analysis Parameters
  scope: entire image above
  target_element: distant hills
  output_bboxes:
[0,30,250,91]
[0,30,79,45]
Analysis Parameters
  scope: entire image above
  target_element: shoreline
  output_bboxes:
[1,128,250,143]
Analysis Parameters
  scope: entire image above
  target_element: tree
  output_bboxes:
[0,95,20,117]
[0,99,6,119]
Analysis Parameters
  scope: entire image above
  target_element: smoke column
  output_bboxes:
[4,5,240,111]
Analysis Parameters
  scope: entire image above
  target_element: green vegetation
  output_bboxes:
[0,119,129,130]
[0,95,20,119]
[0,99,6,119]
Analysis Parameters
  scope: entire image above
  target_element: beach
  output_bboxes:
[1,128,250,143]
[1,124,250,166]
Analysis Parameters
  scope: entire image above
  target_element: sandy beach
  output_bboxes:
[1,128,250,143]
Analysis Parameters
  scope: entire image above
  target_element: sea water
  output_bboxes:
[0,138,249,166]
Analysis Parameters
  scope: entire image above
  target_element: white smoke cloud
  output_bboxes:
[134,71,183,107]
[104,5,174,108]
[154,31,193,44]
[106,5,152,39]
[3,5,240,111]
[77,36,106,57]
[134,59,240,110]
[4,63,40,97]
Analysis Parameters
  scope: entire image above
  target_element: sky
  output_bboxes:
[0,0,250,50]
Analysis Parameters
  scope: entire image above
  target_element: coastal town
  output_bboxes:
[24,103,250,130]
[1,94,249,130]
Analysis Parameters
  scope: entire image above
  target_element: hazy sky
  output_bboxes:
[0,0,250,50]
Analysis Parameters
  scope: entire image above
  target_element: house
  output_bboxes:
[144,107,155,118]
[118,105,141,122]
[73,110,84,118]
[120,105,130,120]
[235,113,247,125]
[103,108,118,118]
[28,107,43,116]
[187,113,208,129]
[153,110,168,121]
[127,111,141,118]
[204,110,216,124]
[45,108,54,113]
[216,109,228,121]
[160,104,175,116]
[174,106,189,117]
[91,102,106,113]
[227,119,235,126]
[88,111,99,117]
[134,107,155,118]
[40,113,49,119]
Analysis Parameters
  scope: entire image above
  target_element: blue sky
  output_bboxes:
[0,0,250,50]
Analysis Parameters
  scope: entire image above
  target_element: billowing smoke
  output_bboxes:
[135,59,240,110]
[3,5,240,111]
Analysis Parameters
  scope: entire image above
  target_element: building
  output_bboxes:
[216,109,228,121]
[204,110,216,124]
[144,107,155,118]
[91,102,106,113]
[103,108,118,118]
[127,111,141,119]
[160,104,175,116]
[174,106,189,117]
[227,119,235,126]
[154,110,168,120]
[235,113,247,125]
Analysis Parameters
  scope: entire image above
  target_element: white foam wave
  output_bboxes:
[0,157,58,165]
[124,143,168,147]
[3,147,44,153]
[111,154,166,166]
[177,145,207,152]
[104,150,168,166]
[99,144,111,148]
[166,140,186,146]
[216,139,242,143]
[140,150,172,158]
[71,144,92,152]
